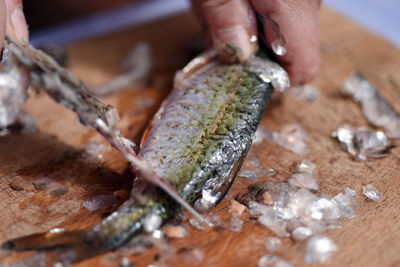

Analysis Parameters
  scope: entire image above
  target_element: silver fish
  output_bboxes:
[0,37,289,266]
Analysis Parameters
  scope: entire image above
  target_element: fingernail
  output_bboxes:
[214,25,256,63]
[10,7,28,43]
[271,39,286,56]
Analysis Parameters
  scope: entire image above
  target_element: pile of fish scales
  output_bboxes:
[235,160,352,264]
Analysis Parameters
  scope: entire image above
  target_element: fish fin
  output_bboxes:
[181,49,216,76]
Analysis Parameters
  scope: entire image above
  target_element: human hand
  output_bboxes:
[192,0,321,85]
[0,0,28,50]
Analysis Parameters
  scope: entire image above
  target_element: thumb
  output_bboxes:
[193,0,258,63]
[5,0,28,44]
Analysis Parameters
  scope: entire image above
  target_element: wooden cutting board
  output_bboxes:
[1,7,400,267]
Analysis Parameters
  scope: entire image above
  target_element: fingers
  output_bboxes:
[192,0,258,63]
[251,0,321,85]
[193,0,321,84]
[5,0,28,43]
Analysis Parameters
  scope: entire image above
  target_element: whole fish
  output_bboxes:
[0,37,289,266]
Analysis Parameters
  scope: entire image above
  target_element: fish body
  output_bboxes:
[88,54,279,250]
[1,38,289,266]
[142,59,275,206]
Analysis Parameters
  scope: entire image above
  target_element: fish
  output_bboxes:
[0,37,289,266]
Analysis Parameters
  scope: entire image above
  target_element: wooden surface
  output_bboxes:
[1,7,400,267]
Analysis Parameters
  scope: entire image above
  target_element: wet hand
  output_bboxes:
[192,0,321,85]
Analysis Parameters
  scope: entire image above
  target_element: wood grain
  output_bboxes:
[1,7,400,267]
